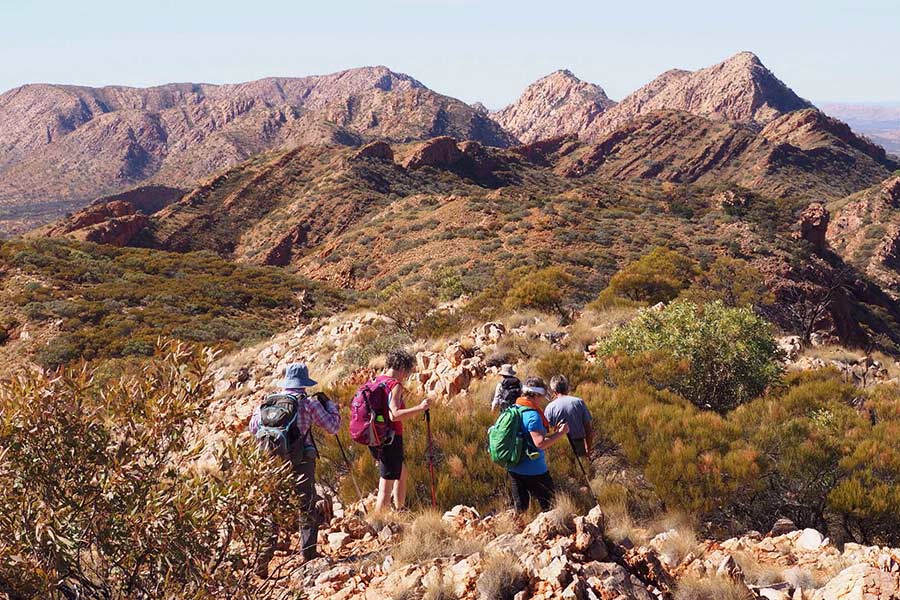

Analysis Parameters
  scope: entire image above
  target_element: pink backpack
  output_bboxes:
[349,380,394,446]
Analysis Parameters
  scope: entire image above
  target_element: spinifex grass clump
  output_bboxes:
[0,342,302,600]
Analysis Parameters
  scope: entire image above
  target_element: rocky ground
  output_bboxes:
[206,309,900,433]
[264,496,899,600]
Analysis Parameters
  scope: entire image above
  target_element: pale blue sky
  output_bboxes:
[2,0,897,108]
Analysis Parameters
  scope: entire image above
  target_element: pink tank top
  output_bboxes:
[375,375,403,436]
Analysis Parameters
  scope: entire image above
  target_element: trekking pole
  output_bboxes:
[335,434,366,515]
[573,449,599,504]
[315,392,366,514]
[424,409,437,509]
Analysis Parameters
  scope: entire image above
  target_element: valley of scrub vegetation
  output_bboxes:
[1,236,898,600]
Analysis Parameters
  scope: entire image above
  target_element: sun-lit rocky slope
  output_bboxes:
[41,110,900,349]
[3,51,892,238]
[190,306,900,600]
[492,69,616,143]
[495,52,815,144]
[253,499,900,600]
[0,66,515,233]
[828,175,900,301]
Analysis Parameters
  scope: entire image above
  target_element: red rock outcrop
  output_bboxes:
[403,136,464,170]
[796,202,830,250]
[350,141,395,163]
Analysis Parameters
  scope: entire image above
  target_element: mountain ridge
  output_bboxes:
[0,66,516,234]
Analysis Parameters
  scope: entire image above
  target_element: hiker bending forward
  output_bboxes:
[508,376,569,512]
[249,363,340,576]
[545,374,594,458]
[371,349,431,511]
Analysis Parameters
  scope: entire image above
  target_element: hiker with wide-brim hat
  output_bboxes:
[249,362,340,577]
[492,363,522,413]
[507,376,569,512]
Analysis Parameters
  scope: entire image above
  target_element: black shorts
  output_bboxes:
[370,435,404,480]
[568,435,587,457]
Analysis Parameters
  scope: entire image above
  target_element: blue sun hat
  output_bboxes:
[279,362,317,388]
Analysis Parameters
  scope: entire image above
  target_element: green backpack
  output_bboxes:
[488,405,539,468]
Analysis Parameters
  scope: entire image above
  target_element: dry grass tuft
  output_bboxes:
[674,575,753,600]
[656,528,699,565]
[476,553,527,600]
[393,510,483,565]
[545,493,579,532]
[365,507,412,533]
[423,568,460,600]
[732,551,784,586]
[489,510,523,536]
[393,510,451,564]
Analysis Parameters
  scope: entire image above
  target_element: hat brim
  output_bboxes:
[281,376,317,388]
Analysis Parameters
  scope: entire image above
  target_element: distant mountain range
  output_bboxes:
[820,102,900,154]
[0,52,896,234]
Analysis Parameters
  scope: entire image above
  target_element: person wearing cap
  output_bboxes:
[508,376,569,512]
[545,374,594,458]
[491,363,522,412]
[248,362,340,576]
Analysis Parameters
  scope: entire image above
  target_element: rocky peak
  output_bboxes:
[470,101,489,115]
[583,52,814,140]
[492,69,616,143]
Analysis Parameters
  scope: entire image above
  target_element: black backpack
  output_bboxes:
[255,393,305,456]
[496,377,522,410]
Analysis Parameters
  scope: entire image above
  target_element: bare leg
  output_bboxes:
[392,464,408,509]
[375,477,394,512]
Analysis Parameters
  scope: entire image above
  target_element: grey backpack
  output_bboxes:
[255,393,302,456]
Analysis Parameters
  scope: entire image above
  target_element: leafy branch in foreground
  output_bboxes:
[0,342,301,600]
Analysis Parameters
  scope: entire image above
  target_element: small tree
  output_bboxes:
[681,256,773,308]
[592,247,699,308]
[504,267,574,321]
[596,300,783,413]
[377,287,437,334]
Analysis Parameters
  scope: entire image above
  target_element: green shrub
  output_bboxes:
[504,266,574,320]
[534,350,602,391]
[377,287,437,334]
[596,301,782,412]
[0,239,343,368]
[0,342,298,599]
[592,247,699,309]
[580,361,900,544]
[681,256,774,308]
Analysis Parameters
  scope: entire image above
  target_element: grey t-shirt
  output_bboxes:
[545,395,592,439]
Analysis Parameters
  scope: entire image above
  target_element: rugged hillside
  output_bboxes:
[822,102,900,154]
[49,114,898,268]
[0,67,516,233]
[492,69,616,143]
[828,176,900,300]
[501,52,815,145]
[561,109,897,198]
[41,123,900,351]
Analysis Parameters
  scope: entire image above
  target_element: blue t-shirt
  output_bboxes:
[508,409,549,476]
